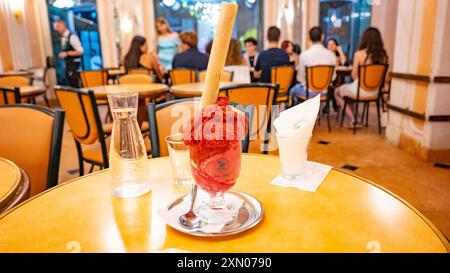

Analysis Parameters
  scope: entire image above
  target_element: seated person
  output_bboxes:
[124,35,163,79]
[255,26,290,83]
[172,31,209,71]
[289,27,336,104]
[334,27,388,128]
[327,38,347,66]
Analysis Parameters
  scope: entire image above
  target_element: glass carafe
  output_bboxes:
[108,92,150,198]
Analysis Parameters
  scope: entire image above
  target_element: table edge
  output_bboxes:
[0,158,21,207]
[0,154,448,252]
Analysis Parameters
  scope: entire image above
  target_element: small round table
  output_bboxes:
[87,84,169,124]
[19,86,46,101]
[170,82,239,98]
[0,71,31,78]
[0,155,447,253]
[0,158,30,214]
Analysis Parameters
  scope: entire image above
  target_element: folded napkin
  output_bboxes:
[271,161,332,192]
[273,94,321,138]
[158,189,244,234]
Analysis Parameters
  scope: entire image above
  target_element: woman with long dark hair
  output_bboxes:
[326,38,347,65]
[334,27,388,128]
[124,35,162,79]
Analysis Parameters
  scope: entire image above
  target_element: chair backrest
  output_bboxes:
[80,70,107,88]
[305,65,335,98]
[54,86,105,145]
[148,98,199,158]
[127,68,153,76]
[119,74,154,84]
[170,69,196,85]
[148,98,252,157]
[218,83,278,148]
[198,70,234,83]
[0,104,65,196]
[358,64,389,94]
[271,65,295,96]
[0,87,21,105]
[0,76,31,88]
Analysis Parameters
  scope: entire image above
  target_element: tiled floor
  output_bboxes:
[56,104,450,239]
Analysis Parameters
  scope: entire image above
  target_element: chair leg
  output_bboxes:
[43,94,50,107]
[78,158,84,176]
[365,102,370,127]
[340,100,347,128]
[327,110,331,133]
[354,101,359,135]
[89,164,95,173]
[376,100,382,134]
[360,103,367,125]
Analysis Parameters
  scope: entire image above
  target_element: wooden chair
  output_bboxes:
[271,65,295,104]
[198,70,234,82]
[127,68,154,76]
[80,70,107,88]
[169,68,196,85]
[0,104,65,196]
[340,64,388,134]
[0,87,21,105]
[119,74,154,84]
[28,67,50,106]
[219,83,278,154]
[0,76,46,105]
[55,86,109,175]
[299,65,335,133]
[147,98,253,158]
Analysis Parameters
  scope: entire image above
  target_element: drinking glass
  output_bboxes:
[108,92,150,198]
[189,140,242,224]
[277,134,312,180]
[165,133,193,185]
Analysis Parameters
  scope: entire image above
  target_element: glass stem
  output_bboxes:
[209,192,225,209]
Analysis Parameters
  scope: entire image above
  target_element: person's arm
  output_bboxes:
[59,34,83,58]
[297,54,305,84]
[337,46,347,65]
[351,51,362,80]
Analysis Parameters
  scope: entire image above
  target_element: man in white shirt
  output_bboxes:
[289,26,336,105]
[53,19,84,88]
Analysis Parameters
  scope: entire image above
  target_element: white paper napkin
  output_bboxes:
[158,189,244,233]
[273,94,321,138]
[271,161,332,192]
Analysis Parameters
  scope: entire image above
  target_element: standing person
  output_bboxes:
[243,37,259,82]
[327,38,347,65]
[281,40,299,67]
[154,18,180,72]
[289,26,336,105]
[254,26,290,83]
[124,35,163,80]
[172,31,209,71]
[334,27,388,128]
[53,19,84,88]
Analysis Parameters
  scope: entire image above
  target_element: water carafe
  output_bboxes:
[107,92,150,198]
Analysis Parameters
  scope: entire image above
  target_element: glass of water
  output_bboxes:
[108,92,151,198]
[165,133,193,185]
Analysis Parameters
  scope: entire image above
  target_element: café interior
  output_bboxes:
[0,0,449,253]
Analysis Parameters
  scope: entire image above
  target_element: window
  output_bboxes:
[154,0,263,52]
[319,0,372,62]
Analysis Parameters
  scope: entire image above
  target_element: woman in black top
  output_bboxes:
[326,38,347,66]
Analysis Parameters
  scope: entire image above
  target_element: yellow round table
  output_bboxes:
[19,86,45,98]
[0,71,31,77]
[87,83,169,124]
[170,82,238,98]
[0,158,22,211]
[88,84,169,100]
[0,155,447,253]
